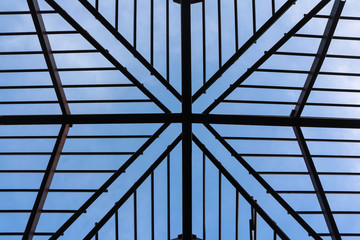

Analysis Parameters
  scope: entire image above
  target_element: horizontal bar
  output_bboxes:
[277,190,360,194]
[297,211,360,215]
[223,136,360,143]
[0,83,135,89]
[222,99,360,108]
[0,209,82,213]
[274,51,360,60]
[238,153,360,158]
[0,189,106,192]
[255,68,360,77]
[314,14,360,21]
[0,67,117,73]
[258,171,360,176]
[0,135,151,139]
[0,30,77,36]
[0,49,98,55]
[0,152,135,155]
[0,232,57,236]
[0,10,56,15]
[0,170,117,173]
[238,84,360,93]
[4,113,360,129]
[294,33,360,41]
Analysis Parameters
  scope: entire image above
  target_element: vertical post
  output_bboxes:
[181,0,192,239]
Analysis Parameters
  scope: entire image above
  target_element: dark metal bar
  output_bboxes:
[217,0,222,68]
[291,0,345,118]
[166,0,170,82]
[0,83,134,90]
[95,223,99,240]
[0,30,77,36]
[0,49,98,55]
[95,0,99,11]
[181,0,192,239]
[294,33,360,41]
[277,190,360,194]
[115,210,119,240]
[222,99,360,108]
[235,190,238,240]
[0,189,106,192]
[234,0,239,51]
[258,171,360,176]
[275,51,360,60]
[5,113,360,129]
[167,154,171,240]
[238,84,360,93]
[50,124,169,239]
[151,172,155,240]
[293,126,341,240]
[193,135,290,240]
[203,0,330,114]
[134,190,137,240]
[23,124,70,240]
[315,14,360,21]
[218,171,221,240]
[192,0,296,102]
[0,67,117,73]
[133,0,137,48]
[78,0,181,101]
[252,0,256,35]
[203,153,206,240]
[202,0,206,85]
[115,0,119,31]
[272,0,275,15]
[83,135,182,239]
[150,0,154,66]
[297,211,360,215]
[205,124,321,239]
[46,0,171,113]
[27,0,70,115]
[0,210,81,213]
[0,10,56,15]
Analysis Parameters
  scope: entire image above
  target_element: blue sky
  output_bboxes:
[1,0,360,239]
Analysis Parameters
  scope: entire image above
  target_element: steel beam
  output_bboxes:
[27,0,70,115]
[193,134,290,240]
[293,126,341,240]
[3,113,360,129]
[205,124,321,240]
[45,0,170,113]
[78,0,182,101]
[192,0,296,102]
[291,0,345,118]
[24,1,71,239]
[23,124,70,240]
[181,0,193,239]
[83,134,182,240]
[50,123,169,239]
[203,0,330,114]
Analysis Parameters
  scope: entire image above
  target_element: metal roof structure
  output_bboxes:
[0,0,359,239]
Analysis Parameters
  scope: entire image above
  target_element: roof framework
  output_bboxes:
[1,0,360,239]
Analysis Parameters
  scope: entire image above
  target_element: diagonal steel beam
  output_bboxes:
[23,124,70,240]
[192,134,290,240]
[192,0,296,102]
[293,126,341,240]
[45,0,171,113]
[291,0,345,118]
[203,0,331,114]
[204,123,322,240]
[78,0,182,101]
[24,1,71,239]
[27,0,70,115]
[83,134,182,240]
[50,123,170,239]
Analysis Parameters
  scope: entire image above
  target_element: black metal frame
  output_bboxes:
[1,0,358,239]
